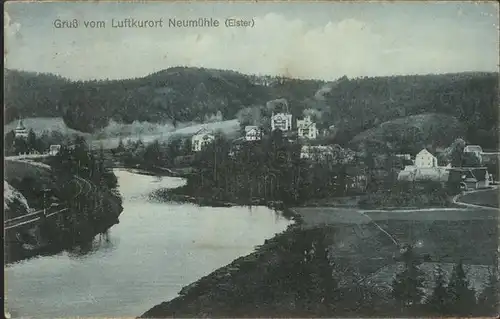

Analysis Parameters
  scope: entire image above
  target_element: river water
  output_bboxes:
[4,169,292,318]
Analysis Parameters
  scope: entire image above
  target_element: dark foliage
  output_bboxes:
[5,68,498,151]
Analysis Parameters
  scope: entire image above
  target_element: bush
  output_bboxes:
[359,181,452,209]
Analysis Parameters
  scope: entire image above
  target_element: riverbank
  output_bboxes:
[141,202,498,317]
[5,170,293,318]
[140,223,398,318]
[4,176,124,265]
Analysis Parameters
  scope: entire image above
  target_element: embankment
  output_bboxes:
[4,162,123,264]
[140,223,395,318]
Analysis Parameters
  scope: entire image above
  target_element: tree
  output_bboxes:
[447,138,466,167]
[477,267,499,316]
[426,264,450,314]
[4,130,16,155]
[182,138,193,155]
[446,261,477,315]
[391,245,425,312]
[27,129,37,152]
[462,152,482,167]
[116,138,125,154]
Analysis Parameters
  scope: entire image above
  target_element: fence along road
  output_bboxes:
[4,171,93,231]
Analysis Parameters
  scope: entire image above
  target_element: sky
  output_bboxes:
[4,1,499,81]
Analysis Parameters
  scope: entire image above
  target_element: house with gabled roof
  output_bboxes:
[271,112,292,132]
[464,145,483,155]
[244,126,262,141]
[14,119,28,139]
[415,149,438,168]
[297,116,318,139]
[191,127,215,152]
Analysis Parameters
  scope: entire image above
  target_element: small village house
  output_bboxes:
[229,137,246,157]
[244,126,262,141]
[49,145,61,156]
[191,128,215,152]
[14,119,28,139]
[448,167,490,190]
[297,116,319,139]
[398,149,451,183]
[300,145,333,160]
[271,112,293,132]
[394,154,411,161]
[463,145,483,164]
[415,149,438,168]
[464,145,483,155]
[397,166,449,183]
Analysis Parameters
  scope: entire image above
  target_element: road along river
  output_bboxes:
[4,169,292,318]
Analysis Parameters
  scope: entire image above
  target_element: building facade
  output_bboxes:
[49,145,61,156]
[271,113,293,132]
[191,130,215,152]
[14,119,28,139]
[464,145,483,155]
[244,126,262,141]
[415,149,438,168]
[300,145,332,160]
[297,116,318,139]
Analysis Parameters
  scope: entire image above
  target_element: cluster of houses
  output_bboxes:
[188,110,496,192]
[397,146,493,190]
[191,111,323,153]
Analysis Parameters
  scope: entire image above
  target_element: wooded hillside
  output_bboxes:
[4,68,498,149]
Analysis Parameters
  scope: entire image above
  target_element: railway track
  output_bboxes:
[4,174,93,230]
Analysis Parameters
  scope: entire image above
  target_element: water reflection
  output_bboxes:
[5,169,292,318]
[66,232,117,259]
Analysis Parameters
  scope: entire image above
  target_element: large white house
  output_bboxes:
[271,112,293,132]
[415,149,438,168]
[297,116,318,139]
[244,126,262,141]
[191,129,215,152]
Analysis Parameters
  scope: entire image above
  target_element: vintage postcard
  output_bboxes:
[3,1,500,318]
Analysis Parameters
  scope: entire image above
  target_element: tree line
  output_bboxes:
[391,245,498,316]
[39,135,123,247]
[5,68,498,152]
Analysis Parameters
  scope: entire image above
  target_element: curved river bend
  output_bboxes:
[5,169,292,318]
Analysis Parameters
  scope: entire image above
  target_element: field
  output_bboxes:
[294,206,498,267]
[459,188,499,208]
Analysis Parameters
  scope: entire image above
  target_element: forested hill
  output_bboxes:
[4,69,70,121]
[4,67,322,133]
[320,72,499,149]
[4,68,499,148]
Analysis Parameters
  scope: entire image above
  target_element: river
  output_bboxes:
[4,169,292,318]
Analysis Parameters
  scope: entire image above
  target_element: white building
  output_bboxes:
[300,145,332,160]
[463,145,483,163]
[397,166,449,182]
[49,145,61,156]
[244,126,262,141]
[464,145,483,155]
[297,116,319,139]
[14,119,28,139]
[415,149,438,168]
[271,112,293,132]
[191,129,215,152]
